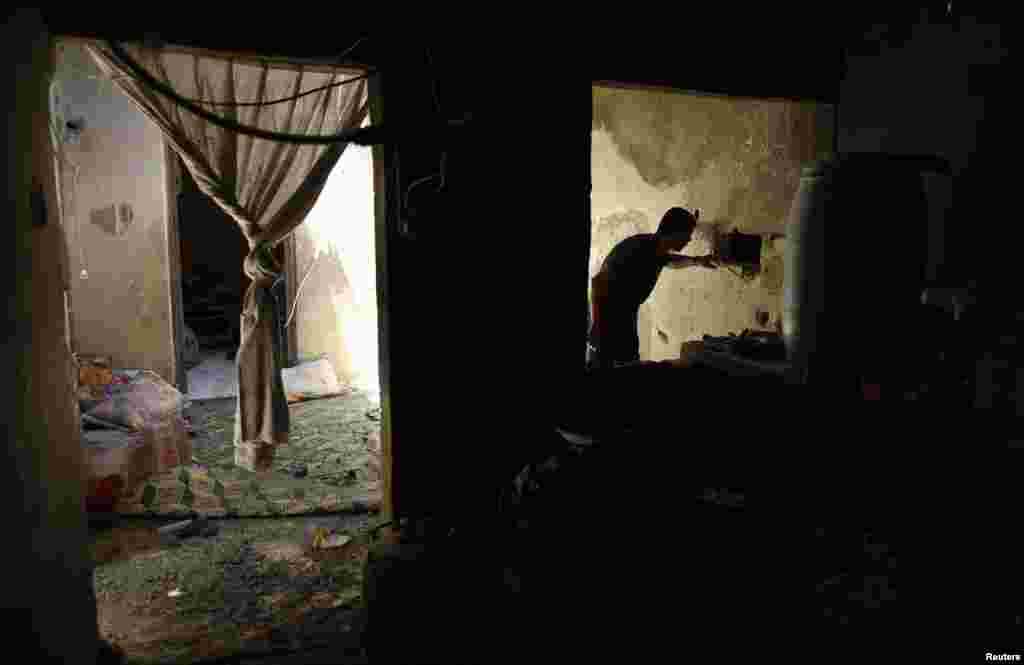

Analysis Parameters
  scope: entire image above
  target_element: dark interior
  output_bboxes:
[177,158,249,360]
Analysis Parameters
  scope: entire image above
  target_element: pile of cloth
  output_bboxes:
[76,355,192,513]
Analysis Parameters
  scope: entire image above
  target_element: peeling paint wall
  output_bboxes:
[591,85,833,361]
[292,135,378,398]
[54,41,175,381]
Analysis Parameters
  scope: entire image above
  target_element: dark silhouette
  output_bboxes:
[587,207,716,369]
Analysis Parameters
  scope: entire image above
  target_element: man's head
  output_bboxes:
[656,207,699,253]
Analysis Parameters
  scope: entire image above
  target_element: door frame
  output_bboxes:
[167,147,299,394]
[164,143,188,394]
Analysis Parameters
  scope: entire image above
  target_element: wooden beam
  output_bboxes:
[368,69,394,522]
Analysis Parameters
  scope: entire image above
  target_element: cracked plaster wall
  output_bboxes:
[292,134,378,399]
[55,41,175,380]
[591,85,833,361]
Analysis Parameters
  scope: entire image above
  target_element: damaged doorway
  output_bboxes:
[175,154,252,400]
[160,77,383,514]
[589,84,834,363]
[54,38,386,662]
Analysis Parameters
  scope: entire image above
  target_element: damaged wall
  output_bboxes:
[591,85,833,361]
[54,41,176,381]
[291,132,378,398]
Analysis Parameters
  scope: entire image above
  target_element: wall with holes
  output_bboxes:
[54,40,176,380]
[590,85,834,361]
[291,125,378,399]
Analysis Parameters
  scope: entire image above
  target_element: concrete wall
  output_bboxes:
[4,11,99,662]
[54,41,176,381]
[292,134,378,398]
[591,86,833,361]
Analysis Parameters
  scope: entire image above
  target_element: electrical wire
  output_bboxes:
[182,70,374,108]
[400,44,448,224]
[403,166,445,215]
[105,41,378,146]
[284,254,321,329]
[145,34,376,109]
[332,34,372,65]
[424,44,442,116]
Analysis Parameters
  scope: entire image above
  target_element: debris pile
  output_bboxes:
[282,358,345,404]
[77,355,191,513]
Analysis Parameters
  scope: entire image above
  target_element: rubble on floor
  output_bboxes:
[91,515,374,663]
[78,356,191,514]
[78,353,381,519]
[283,358,345,404]
[106,392,381,518]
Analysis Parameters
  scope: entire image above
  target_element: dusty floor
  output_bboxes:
[91,513,378,664]
[111,392,381,518]
[91,493,893,663]
[90,387,386,662]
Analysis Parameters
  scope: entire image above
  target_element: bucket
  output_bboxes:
[716,229,763,267]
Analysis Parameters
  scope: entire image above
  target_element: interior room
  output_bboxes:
[48,37,386,661]
[5,5,1016,664]
[588,83,834,363]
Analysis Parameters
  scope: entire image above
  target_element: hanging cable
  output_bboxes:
[105,41,380,145]
[141,34,376,109]
[332,34,372,64]
[400,43,448,223]
[424,44,442,116]
[178,35,376,108]
[181,70,374,108]
[284,254,321,329]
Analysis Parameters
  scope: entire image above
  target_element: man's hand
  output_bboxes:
[697,254,718,269]
[667,254,718,270]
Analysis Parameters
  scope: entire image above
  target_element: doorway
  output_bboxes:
[173,154,258,401]
[52,39,387,662]
[589,84,835,363]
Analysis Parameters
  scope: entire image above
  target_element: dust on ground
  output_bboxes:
[91,514,379,663]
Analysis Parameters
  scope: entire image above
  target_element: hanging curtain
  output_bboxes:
[85,42,369,454]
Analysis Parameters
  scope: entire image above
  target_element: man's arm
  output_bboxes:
[665,254,717,270]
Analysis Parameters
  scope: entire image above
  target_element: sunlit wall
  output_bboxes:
[292,126,378,402]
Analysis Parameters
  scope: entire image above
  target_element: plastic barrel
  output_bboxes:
[783,153,949,395]
[783,160,830,386]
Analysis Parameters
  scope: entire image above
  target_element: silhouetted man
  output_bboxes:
[587,207,717,369]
